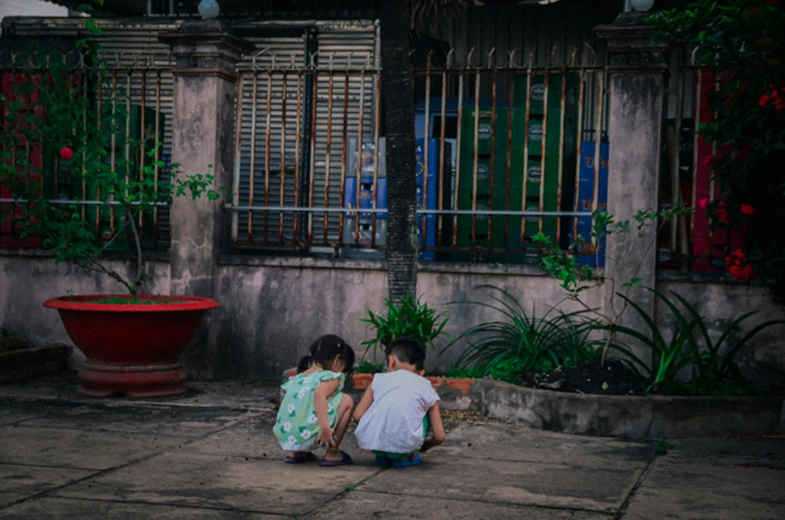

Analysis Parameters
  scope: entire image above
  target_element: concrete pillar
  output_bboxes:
[596,12,667,362]
[159,20,253,377]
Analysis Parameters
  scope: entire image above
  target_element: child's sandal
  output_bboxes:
[319,451,354,466]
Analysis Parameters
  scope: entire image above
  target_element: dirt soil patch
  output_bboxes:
[524,359,646,396]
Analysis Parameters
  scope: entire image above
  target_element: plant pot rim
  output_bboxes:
[43,294,220,313]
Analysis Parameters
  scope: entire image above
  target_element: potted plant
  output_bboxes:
[358,292,451,389]
[0,8,219,397]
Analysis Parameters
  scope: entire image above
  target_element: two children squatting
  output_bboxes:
[273,335,446,467]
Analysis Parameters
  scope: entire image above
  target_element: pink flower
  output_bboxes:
[59,147,73,161]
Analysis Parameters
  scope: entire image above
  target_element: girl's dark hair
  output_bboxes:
[297,334,355,374]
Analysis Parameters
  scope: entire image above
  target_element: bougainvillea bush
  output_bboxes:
[0,1,217,298]
[651,0,785,300]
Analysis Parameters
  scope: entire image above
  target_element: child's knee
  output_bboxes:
[339,393,354,411]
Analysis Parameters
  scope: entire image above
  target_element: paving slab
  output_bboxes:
[187,418,377,465]
[308,490,610,519]
[56,451,380,516]
[622,437,785,520]
[0,406,37,428]
[442,422,651,467]
[359,452,644,513]
[0,375,279,412]
[17,403,251,438]
[0,496,286,519]
[0,426,186,470]
[0,464,94,507]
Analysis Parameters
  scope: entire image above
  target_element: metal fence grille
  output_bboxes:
[230,45,610,264]
[660,47,740,274]
[0,49,174,250]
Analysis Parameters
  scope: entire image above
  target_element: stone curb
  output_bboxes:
[474,379,785,438]
[281,368,784,438]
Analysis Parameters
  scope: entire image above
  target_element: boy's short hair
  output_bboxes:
[388,337,426,371]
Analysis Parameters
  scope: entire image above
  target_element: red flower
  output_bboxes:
[767,0,778,5]
[59,147,73,161]
[716,206,731,225]
[699,198,709,210]
[725,250,756,281]
[760,94,771,107]
[740,204,756,215]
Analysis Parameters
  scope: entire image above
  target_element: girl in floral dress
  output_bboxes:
[274,335,356,466]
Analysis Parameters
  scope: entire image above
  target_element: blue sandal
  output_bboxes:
[392,453,422,468]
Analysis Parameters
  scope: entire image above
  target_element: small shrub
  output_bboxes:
[361,292,450,359]
[445,285,601,384]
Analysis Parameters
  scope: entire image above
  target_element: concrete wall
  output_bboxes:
[2,252,782,385]
[0,252,170,369]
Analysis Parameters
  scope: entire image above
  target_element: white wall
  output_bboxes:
[0,0,68,23]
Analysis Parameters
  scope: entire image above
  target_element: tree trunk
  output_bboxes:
[380,0,417,302]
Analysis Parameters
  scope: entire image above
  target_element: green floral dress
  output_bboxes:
[274,370,345,452]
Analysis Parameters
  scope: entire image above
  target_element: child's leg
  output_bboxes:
[325,393,354,461]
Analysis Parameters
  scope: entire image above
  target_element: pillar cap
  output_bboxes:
[595,11,667,71]
[159,20,254,80]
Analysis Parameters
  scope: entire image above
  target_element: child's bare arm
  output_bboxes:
[421,402,446,453]
[352,387,374,423]
[314,379,341,447]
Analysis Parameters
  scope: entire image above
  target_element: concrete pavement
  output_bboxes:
[0,376,783,519]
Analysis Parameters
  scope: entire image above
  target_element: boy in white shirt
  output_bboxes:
[353,337,446,467]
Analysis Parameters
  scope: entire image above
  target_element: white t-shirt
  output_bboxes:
[354,370,440,454]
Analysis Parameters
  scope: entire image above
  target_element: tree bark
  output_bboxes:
[380,0,417,302]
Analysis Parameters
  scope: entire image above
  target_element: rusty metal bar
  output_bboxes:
[572,69,585,243]
[124,69,131,204]
[592,70,604,219]
[230,205,587,216]
[412,66,607,74]
[110,70,117,233]
[95,74,103,235]
[354,71,365,245]
[690,68,702,242]
[520,68,532,246]
[139,69,147,231]
[279,73,288,244]
[371,73,382,247]
[471,70,480,250]
[248,72,258,242]
[488,69,497,252]
[437,72,447,247]
[231,72,244,242]
[452,73,464,247]
[307,72,319,246]
[81,72,88,221]
[153,69,162,234]
[538,71,549,235]
[324,72,334,245]
[504,71,514,252]
[423,59,432,251]
[263,71,273,243]
[556,70,567,244]
[292,72,303,241]
[338,72,349,248]
[672,63,685,252]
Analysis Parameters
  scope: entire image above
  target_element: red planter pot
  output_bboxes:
[353,373,374,390]
[446,378,476,395]
[43,294,220,398]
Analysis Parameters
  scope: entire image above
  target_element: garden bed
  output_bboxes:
[281,368,784,438]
